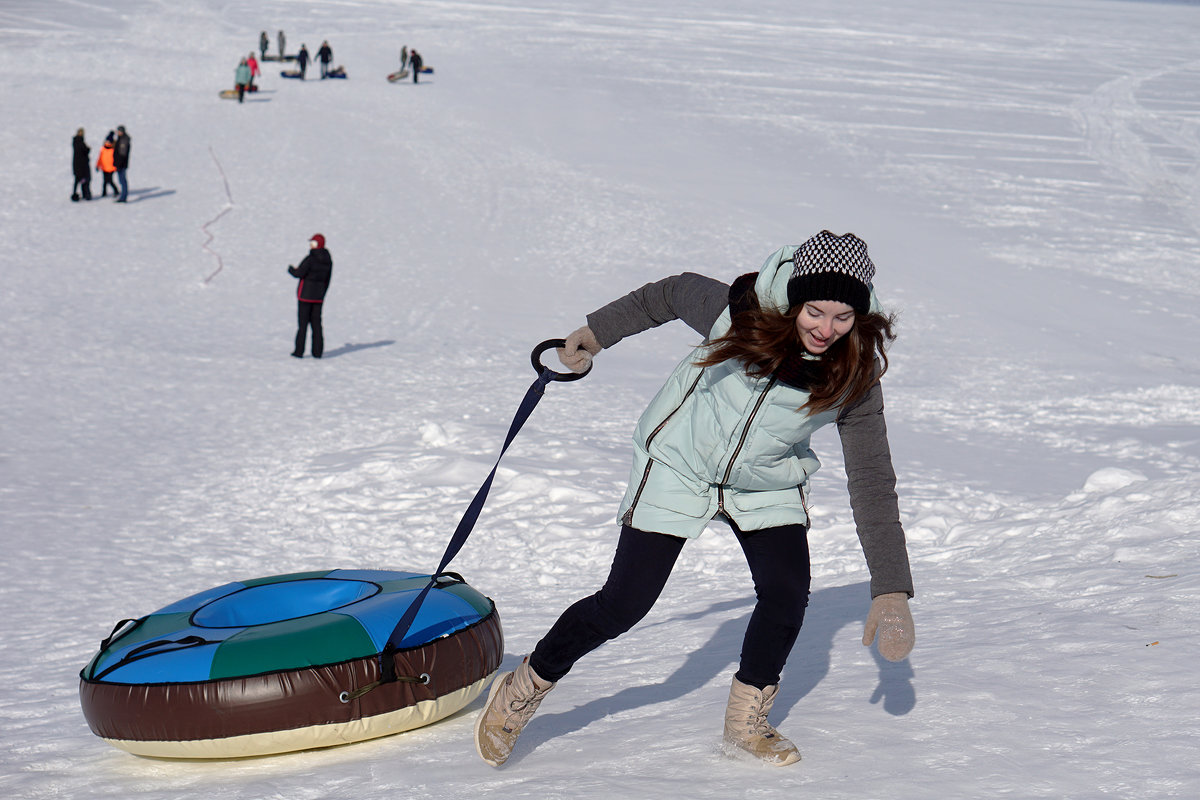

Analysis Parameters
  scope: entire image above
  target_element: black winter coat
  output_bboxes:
[289,248,332,302]
[72,135,90,178]
[114,133,131,169]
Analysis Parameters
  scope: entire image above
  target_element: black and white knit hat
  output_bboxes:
[786,230,875,314]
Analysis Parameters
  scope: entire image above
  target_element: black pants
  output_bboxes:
[294,301,323,357]
[529,519,811,689]
[100,172,117,196]
[73,174,92,200]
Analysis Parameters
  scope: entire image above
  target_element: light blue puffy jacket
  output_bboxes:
[585,247,912,597]
[621,246,834,536]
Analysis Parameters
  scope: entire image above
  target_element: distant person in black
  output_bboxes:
[288,233,332,358]
[278,30,286,58]
[317,40,333,79]
[113,125,131,203]
[72,128,92,201]
[410,49,423,83]
[259,31,269,60]
[297,44,309,79]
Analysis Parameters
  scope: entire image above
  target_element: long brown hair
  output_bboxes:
[696,296,897,414]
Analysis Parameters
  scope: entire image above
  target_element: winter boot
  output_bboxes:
[722,676,801,766]
[474,657,556,767]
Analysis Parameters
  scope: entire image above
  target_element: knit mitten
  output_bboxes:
[557,325,601,373]
[862,592,915,662]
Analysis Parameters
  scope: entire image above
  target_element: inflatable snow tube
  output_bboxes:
[79,569,503,759]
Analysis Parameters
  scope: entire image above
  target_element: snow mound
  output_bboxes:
[1081,467,1149,494]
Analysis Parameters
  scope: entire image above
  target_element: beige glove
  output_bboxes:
[557,325,602,373]
[862,592,915,662]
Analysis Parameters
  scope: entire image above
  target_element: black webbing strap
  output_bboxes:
[376,341,588,675]
[383,367,557,653]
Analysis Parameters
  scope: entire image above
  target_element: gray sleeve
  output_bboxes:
[585,273,730,348]
[836,381,914,598]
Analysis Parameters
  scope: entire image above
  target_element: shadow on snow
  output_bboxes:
[494,580,916,764]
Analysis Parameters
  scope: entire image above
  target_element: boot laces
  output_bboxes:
[501,676,552,732]
[742,697,779,738]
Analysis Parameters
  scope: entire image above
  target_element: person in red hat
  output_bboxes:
[287,234,332,358]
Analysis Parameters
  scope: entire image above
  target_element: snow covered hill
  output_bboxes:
[2,0,1198,797]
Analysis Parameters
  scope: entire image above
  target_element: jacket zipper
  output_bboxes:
[625,369,706,522]
[717,376,777,517]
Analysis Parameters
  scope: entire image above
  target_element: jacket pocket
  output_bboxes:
[630,459,713,519]
[726,485,806,513]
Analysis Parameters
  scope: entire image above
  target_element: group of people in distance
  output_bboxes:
[70,126,131,203]
[400,44,424,82]
[239,32,425,89]
[259,30,285,61]
[294,41,337,80]
[250,30,338,82]
[234,52,260,102]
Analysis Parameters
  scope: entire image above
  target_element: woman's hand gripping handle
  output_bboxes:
[557,326,602,374]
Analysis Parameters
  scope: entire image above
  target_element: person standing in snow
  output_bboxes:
[288,233,332,358]
[71,128,92,201]
[247,52,260,90]
[296,44,310,80]
[113,125,131,203]
[277,29,286,59]
[409,49,423,83]
[474,230,916,768]
[400,45,408,69]
[95,132,118,197]
[259,31,269,61]
[235,58,251,103]
[316,40,333,79]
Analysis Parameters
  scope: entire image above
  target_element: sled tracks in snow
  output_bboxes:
[1071,60,1200,234]
[201,146,234,284]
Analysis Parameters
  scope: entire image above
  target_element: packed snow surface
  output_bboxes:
[2,0,1199,797]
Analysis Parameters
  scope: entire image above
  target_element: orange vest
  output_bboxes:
[96,143,115,173]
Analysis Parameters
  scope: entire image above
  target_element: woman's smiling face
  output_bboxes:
[795,300,856,354]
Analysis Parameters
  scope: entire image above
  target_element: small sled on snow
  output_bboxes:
[219,84,259,99]
[389,66,433,82]
[80,569,502,758]
[280,69,303,79]
[327,66,348,79]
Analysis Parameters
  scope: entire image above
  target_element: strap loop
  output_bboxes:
[91,634,218,681]
[531,338,591,381]
[339,672,430,703]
